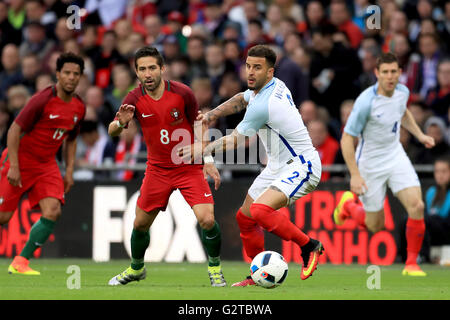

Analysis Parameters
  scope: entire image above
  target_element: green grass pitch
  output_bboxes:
[0,259,449,300]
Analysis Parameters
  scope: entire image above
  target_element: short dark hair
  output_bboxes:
[376,52,399,69]
[247,45,277,68]
[56,52,85,73]
[134,46,164,69]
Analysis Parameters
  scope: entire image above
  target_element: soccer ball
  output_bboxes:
[250,251,288,289]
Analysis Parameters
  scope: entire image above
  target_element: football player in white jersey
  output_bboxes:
[179,45,324,286]
[333,53,435,276]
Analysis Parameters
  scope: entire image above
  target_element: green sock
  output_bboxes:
[201,222,222,267]
[130,229,150,270]
[20,217,56,259]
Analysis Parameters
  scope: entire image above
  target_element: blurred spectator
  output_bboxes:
[0,1,23,50]
[0,101,12,152]
[309,24,362,121]
[206,41,235,93]
[297,0,327,46]
[265,3,283,45]
[416,116,450,163]
[382,10,409,53]
[85,85,116,130]
[91,30,127,89]
[54,17,74,47]
[421,156,450,262]
[35,73,54,93]
[166,11,188,53]
[392,33,421,91]
[329,0,364,49]
[0,44,22,101]
[203,0,228,38]
[162,34,181,63]
[80,24,100,58]
[74,120,116,181]
[191,78,215,110]
[299,100,318,126]
[243,19,272,56]
[415,33,442,100]
[85,0,128,28]
[283,32,303,58]
[409,0,434,43]
[7,0,26,31]
[274,0,304,23]
[19,21,56,61]
[307,119,339,181]
[271,45,309,105]
[144,14,165,52]
[75,74,92,103]
[228,0,262,38]
[222,20,245,48]
[168,55,190,84]
[409,101,432,130]
[105,65,135,112]
[6,84,30,116]
[358,45,381,90]
[290,46,312,77]
[114,119,146,181]
[126,0,156,27]
[186,35,208,80]
[114,18,135,58]
[19,53,41,95]
[223,39,243,73]
[425,58,450,118]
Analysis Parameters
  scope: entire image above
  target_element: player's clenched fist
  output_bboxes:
[7,165,22,187]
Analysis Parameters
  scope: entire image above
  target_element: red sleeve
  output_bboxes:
[14,87,53,132]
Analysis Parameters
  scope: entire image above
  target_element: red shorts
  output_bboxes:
[137,164,214,212]
[0,154,64,212]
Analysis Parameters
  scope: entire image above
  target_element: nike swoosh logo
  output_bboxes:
[204,193,212,197]
[302,252,317,277]
[49,114,60,119]
[142,113,154,118]
[34,242,43,247]
[205,235,218,240]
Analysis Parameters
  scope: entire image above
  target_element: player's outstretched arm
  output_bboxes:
[6,122,23,187]
[108,104,135,137]
[201,92,248,126]
[341,132,368,196]
[401,109,435,149]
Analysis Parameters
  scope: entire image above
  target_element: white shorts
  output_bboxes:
[248,151,322,206]
[358,151,420,212]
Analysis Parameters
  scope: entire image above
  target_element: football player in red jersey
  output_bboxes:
[107,47,226,287]
[0,52,86,275]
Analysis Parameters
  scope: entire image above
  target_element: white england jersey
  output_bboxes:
[236,77,316,171]
[344,82,410,172]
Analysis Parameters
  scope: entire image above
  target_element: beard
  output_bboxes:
[144,75,162,92]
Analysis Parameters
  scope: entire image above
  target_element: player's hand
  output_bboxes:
[63,172,74,193]
[196,111,214,127]
[350,174,368,196]
[116,104,135,126]
[203,163,221,190]
[7,165,22,188]
[177,141,205,164]
[419,134,435,149]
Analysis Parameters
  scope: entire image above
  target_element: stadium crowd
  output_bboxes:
[0,0,449,182]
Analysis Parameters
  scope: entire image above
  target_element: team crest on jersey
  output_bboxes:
[170,108,183,125]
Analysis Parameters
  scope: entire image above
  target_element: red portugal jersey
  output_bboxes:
[122,80,199,168]
[5,86,86,166]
